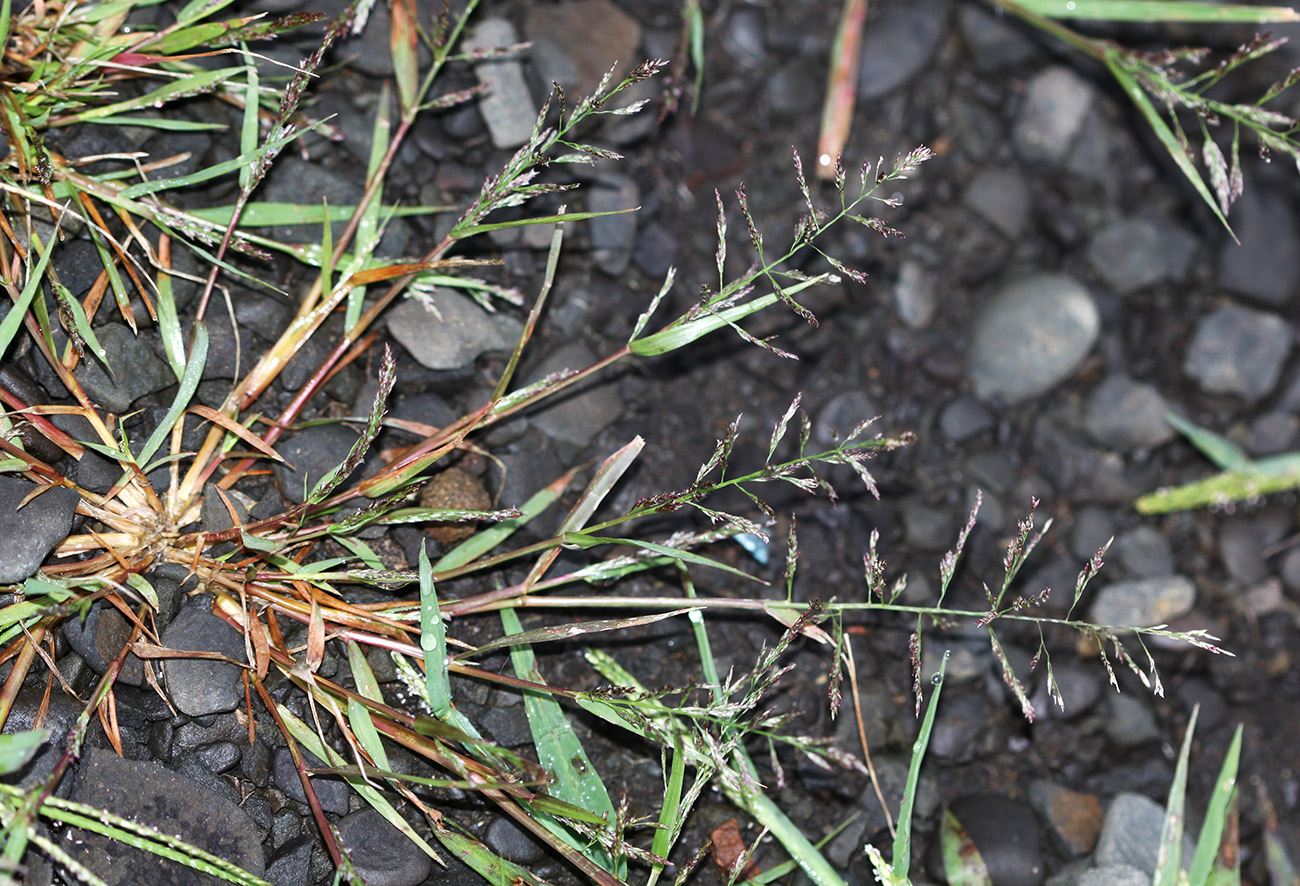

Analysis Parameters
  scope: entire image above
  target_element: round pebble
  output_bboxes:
[1183,304,1292,401]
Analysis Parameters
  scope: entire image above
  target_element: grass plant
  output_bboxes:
[0,1,1286,886]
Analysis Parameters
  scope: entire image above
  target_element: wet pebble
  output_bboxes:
[1086,217,1197,295]
[900,497,957,551]
[1183,304,1292,401]
[62,603,146,685]
[1102,693,1161,747]
[894,258,938,329]
[1082,375,1175,452]
[336,808,433,886]
[632,221,678,280]
[1033,660,1103,721]
[1217,188,1300,306]
[0,476,80,584]
[856,0,951,100]
[967,273,1099,404]
[196,740,242,774]
[63,747,264,885]
[1218,511,1288,585]
[464,19,536,149]
[267,837,314,886]
[926,690,989,763]
[273,747,351,815]
[1089,575,1195,629]
[73,322,172,413]
[522,343,623,450]
[813,390,877,448]
[1014,66,1095,168]
[1078,864,1152,886]
[768,61,820,117]
[524,0,641,101]
[161,602,249,717]
[1069,506,1115,562]
[1029,781,1103,859]
[1112,526,1174,580]
[271,423,363,505]
[1094,792,1193,876]
[587,173,640,277]
[1245,411,1300,456]
[722,6,765,68]
[940,396,994,442]
[485,817,546,865]
[386,290,522,372]
[963,167,1031,238]
[958,5,1040,72]
[935,794,1044,886]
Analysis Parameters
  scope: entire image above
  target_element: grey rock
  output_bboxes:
[54,238,106,298]
[1089,575,1196,630]
[387,290,522,371]
[266,837,314,886]
[1183,304,1292,401]
[1069,506,1115,561]
[927,690,989,763]
[74,322,172,413]
[1014,67,1095,168]
[1095,792,1193,876]
[273,747,351,815]
[587,174,640,276]
[485,816,546,865]
[1217,188,1300,306]
[263,158,406,255]
[768,61,821,116]
[464,19,537,149]
[941,396,994,442]
[271,422,362,504]
[632,221,679,280]
[3,687,82,786]
[524,0,641,102]
[1218,513,1288,585]
[1032,660,1102,721]
[894,259,938,328]
[161,603,248,717]
[722,6,765,68]
[958,5,1040,72]
[900,497,956,551]
[523,343,623,449]
[1114,526,1174,579]
[964,167,1031,238]
[1083,376,1175,452]
[938,795,1045,886]
[968,273,1100,404]
[813,390,877,448]
[1245,411,1300,456]
[1087,218,1198,295]
[196,740,242,774]
[336,808,433,886]
[1079,865,1151,886]
[0,477,79,584]
[1103,693,1161,747]
[63,746,265,885]
[857,0,951,100]
[62,603,147,685]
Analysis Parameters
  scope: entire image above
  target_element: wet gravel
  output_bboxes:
[4,1,1300,885]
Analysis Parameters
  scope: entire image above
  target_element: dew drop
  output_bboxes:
[818,153,832,169]
[931,672,943,685]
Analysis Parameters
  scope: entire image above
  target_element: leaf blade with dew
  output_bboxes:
[894,650,949,884]
[467,610,697,659]
[1165,412,1250,471]
[1104,49,1233,235]
[417,544,451,718]
[1188,723,1243,886]
[1016,0,1300,22]
[187,202,451,227]
[344,640,390,771]
[0,730,48,776]
[426,825,548,886]
[1153,705,1200,886]
[344,81,393,328]
[500,607,621,875]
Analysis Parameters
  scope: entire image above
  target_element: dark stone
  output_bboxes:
[271,423,362,504]
[931,794,1044,886]
[336,808,434,886]
[0,476,80,584]
[62,603,147,685]
[272,747,351,815]
[160,602,248,717]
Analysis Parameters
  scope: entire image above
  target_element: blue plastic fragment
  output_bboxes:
[732,532,770,565]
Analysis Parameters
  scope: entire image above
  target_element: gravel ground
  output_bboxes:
[4,1,1300,885]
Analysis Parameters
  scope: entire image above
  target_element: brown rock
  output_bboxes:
[525,0,641,100]
[419,467,491,543]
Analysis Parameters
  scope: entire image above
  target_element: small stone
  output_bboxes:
[856,0,951,100]
[63,747,264,885]
[1029,781,1103,858]
[485,817,546,865]
[1218,513,1288,585]
[937,795,1044,886]
[963,167,1031,238]
[632,222,678,280]
[1069,507,1115,562]
[1078,865,1153,886]
[1103,693,1161,747]
[1089,575,1196,629]
[273,747,350,815]
[1014,67,1095,168]
[267,837,314,886]
[958,5,1040,72]
[465,19,537,150]
[927,691,989,764]
[587,173,640,277]
[523,343,623,449]
[894,259,937,328]
[62,604,146,685]
[196,740,242,774]
[967,273,1100,404]
[418,467,492,544]
[386,289,522,371]
[271,423,362,505]
[1095,792,1194,876]
[722,6,765,68]
[900,497,956,551]
[524,1,641,102]
[0,477,80,584]
[1245,411,1300,457]
[336,808,433,886]
[161,603,248,717]
[940,396,994,442]
[1031,660,1102,721]
[1113,526,1174,579]
[1217,188,1300,306]
[73,322,172,413]
[813,390,877,449]
[1087,217,1198,295]
[768,61,820,116]
[1183,304,1292,402]
[1083,376,1176,452]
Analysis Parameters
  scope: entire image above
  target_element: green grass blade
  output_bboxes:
[70,67,246,124]
[188,202,449,226]
[0,233,57,363]
[118,125,302,199]
[1104,49,1232,234]
[433,468,575,572]
[501,607,620,875]
[451,208,640,239]
[1017,1,1299,22]
[155,253,185,380]
[86,116,226,132]
[562,533,758,581]
[1154,705,1199,886]
[648,732,687,886]
[1190,724,1243,886]
[1165,413,1249,471]
[345,84,392,327]
[52,282,108,369]
[0,730,48,775]
[941,809,992,886]
[418,545,451,718]
[427,825,547,886]
[345,641,390,771]
[894,650,950,884]
[237,47,260,193]
[136,321,207,471]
